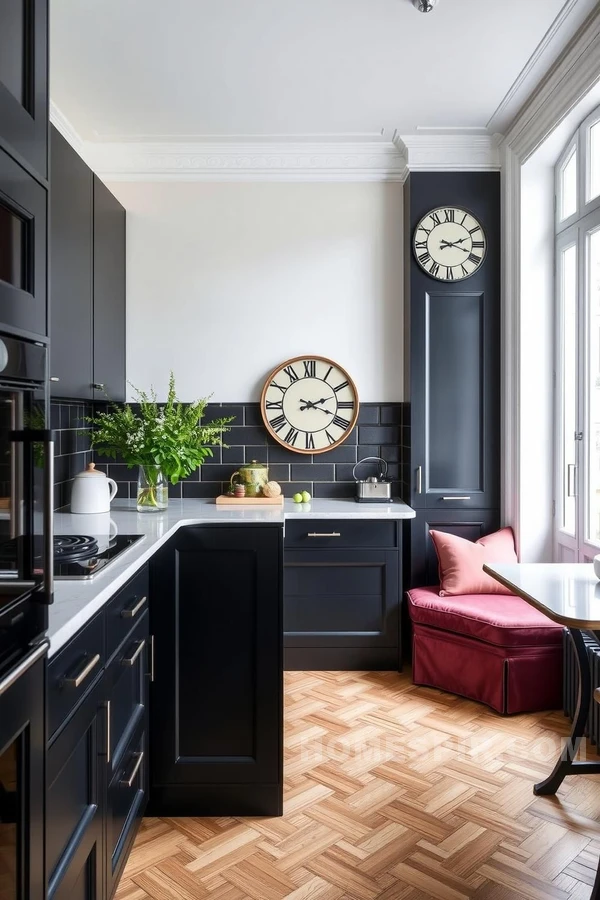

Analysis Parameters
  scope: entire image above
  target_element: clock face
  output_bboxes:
[413,207,486,282]
[261,356,359,454]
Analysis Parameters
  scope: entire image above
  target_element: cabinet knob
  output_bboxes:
[49,376,60,383]
[92,383,105,391]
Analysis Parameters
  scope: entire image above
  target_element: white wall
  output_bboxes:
[107,181,404,402]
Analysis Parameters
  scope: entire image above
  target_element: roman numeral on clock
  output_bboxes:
[323,365,333,382]
[446,267,454,280]
[430,211,441,226]
[266,400,283,410]
[472,241,485,249]
[415,240,427,250]
[325,430,335,445]
[467,253,480,265]
[305,433,315,450]
[303,360,316,378]
[443,209,454,223]
[270,414,287,432]
[337,401,353,409]
[333,381,349,394]
[418,252,431,266]
[333,415,349,430]
[270,380,285,393]
[285,427,299,446]
[429,262,440,278]
[283,365,299,382]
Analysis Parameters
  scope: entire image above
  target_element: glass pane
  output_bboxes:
[587,228,600,544]
[561,243,577,535]
[561,148,577,220]
[0,737,18,900]
[0,205,25,291]
[590,121,600,202]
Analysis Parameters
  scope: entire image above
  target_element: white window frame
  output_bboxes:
[555,104,600,562]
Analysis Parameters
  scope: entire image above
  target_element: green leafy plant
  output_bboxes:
[85,373,234,485]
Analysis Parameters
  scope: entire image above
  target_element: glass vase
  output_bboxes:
[137,465,168,512]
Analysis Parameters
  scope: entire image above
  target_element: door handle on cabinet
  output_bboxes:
[49,376,60,383]
[120,751,144,788]
[416,466,422,494]
[103,700,111,763]
[441,496,471,501]
[62,653,100,688]
[121,639,146,667]
[120,595,147,618]
[149,635,155,682]
[307,532,341,538]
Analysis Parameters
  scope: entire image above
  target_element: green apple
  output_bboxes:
[301,490,311,503]
[293,492,303,503]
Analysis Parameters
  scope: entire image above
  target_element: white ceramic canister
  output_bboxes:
[70,463,118,514]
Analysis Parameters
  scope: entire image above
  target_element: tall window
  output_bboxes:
[556,106,600,562]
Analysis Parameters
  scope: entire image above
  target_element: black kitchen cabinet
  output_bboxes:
[0,0,48,182]
[409,508,500,589]
[0,144,48,338]
[49,124,126,401]
[46,677,105,900]
[46,567,150,900]
[283,520,402,670]
[49,127,93,397]
[149,525,283,816]
[405,172,500,513]
[93,175,126,403]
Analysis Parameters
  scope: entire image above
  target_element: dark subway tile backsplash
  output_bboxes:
[52,400,409,507]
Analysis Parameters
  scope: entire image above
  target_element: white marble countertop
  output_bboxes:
[484,562,600,628]
[49,497,414,656]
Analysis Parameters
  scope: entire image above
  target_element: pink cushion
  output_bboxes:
[429,526,517,596]
[407,587,563,648]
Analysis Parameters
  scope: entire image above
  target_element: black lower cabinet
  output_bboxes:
[46,567,151,900]
[283,521,402,670]
[149,525,283,816]
[46,677,105,900]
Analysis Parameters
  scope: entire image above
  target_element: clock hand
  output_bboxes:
[440,238,469,249]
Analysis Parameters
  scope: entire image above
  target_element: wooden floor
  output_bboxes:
[116,671,600,900]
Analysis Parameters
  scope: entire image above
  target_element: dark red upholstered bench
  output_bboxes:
[407,587,564,714]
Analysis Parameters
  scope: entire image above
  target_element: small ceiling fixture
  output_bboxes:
[412,0,438,11]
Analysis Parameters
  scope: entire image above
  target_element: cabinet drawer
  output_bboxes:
[48,613,105,740]
[106,725,147,893]
[105,613,149,775]
[106,567,149,661]
[284,520,397,549]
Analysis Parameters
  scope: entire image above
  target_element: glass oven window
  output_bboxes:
[0,735,19,900]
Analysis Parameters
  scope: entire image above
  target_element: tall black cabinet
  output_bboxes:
[404,172,501,588]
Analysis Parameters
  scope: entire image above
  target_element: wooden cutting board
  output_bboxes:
[215,495,284,506]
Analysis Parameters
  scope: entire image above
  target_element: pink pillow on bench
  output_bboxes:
[429,527,518,596]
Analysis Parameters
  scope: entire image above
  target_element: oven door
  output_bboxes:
[0,638,47,900]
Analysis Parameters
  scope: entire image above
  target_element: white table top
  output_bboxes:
[484,563,600,629]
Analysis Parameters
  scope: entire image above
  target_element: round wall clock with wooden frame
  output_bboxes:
[260,355,359,454]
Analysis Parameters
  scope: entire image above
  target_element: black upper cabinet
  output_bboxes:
[150,525,283,816]
[0,0,48,182]
[93,175,126,403]
[405,172,500,512]
[49,125,126,401]
[49,127,93,397]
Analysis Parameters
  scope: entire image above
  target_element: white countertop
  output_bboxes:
[49,497,414,656]
[484,562,600,628]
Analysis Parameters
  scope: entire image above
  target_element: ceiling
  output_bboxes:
[50,0,594,142]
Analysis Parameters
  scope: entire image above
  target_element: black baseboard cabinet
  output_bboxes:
[283,519,403,670]
[148,525,283,817]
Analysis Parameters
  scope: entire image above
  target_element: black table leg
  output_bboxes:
[534,627,600,795]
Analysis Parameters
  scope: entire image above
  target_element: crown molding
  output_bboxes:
[49,101,85,156]
[84,140,408,183]
[487,0,599,136]
[395,134,501,172]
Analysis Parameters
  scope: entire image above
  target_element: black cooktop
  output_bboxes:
[0,533,144,580]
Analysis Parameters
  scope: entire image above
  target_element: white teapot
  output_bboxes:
[71,463,118,514]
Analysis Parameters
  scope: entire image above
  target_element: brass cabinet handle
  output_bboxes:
[120,751,144,788]
[441,496,471,501]
[104,700,111,764]
[416,466,422,494]
[308,532,341,538]
[120,595,147,619]
[49,376,60,383]
[149,635,155,682]
[121,639,146,667]
[63,653,100,688]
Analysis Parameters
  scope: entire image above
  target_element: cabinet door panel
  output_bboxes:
[284,549,399,648]
[409,508,500,589]
[93,175,125,402]
[47,679,104,900]
[106,726,147,896]
[104,612,148,777]
[0,0,48,180]
[150,526,282,803]
[49,125,92,397]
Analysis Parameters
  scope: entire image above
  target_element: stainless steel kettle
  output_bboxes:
[353,457,393,503]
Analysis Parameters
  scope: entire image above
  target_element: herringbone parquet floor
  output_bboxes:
[115,671,600,900]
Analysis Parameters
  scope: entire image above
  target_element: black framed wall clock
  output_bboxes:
[413,206,487,282]
[260,355,359,454]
